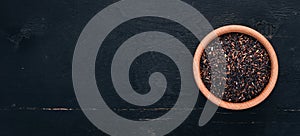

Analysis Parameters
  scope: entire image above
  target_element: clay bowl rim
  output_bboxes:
[193,25,279,110]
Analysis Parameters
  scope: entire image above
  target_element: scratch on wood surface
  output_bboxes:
[0,106,212,112]
[282,109,300,112]
[2,106,300,114]
[139,118,172,121]
[212,121,264,125]
[5,17,47,48]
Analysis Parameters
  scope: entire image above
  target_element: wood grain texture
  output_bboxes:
[0,0,299,136]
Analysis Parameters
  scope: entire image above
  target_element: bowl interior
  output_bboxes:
[193,25,278,110]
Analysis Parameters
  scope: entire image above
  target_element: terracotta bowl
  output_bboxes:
[193,25,279,110]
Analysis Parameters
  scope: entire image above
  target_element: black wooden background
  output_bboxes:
[0,0,300,135]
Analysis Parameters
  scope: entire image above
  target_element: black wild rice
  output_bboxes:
[200,33,271,103]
